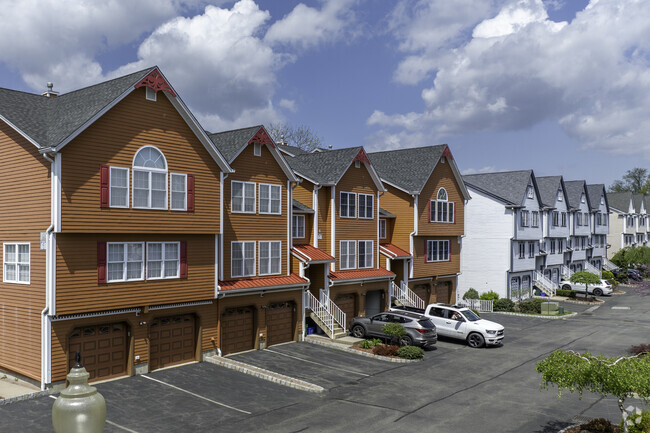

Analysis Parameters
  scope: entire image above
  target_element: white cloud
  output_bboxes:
[462,166,498,175]
[373,0,650,157]
[278,99,297,112]
[265,0,357,49]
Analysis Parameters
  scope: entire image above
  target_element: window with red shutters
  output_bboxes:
[100,165,110,208]
[97,241,107,283]
[187,174,195,211]
[180,241,187,279]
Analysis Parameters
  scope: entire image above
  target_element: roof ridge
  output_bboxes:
[367,144,447,155]
[207,124,262,136]
[463,169,532,177]
[53,67,155,99]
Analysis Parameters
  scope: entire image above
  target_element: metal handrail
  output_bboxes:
[400,282,425,310]
[534,271,557,297]
[305,291,334,337]
[583,261,600,275]
[561,265,573,279]
[320,290,346,331]
[603,257,619,271]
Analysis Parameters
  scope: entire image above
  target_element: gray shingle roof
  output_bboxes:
[286,147,363,185]
[462,170,534,206]
[0,67,154,148]
[563,180,588,210]
[586,184,607,210]
[206,125,261,162]
[535,176,565,208]
[633,193,645,213]
[277,145,311,157]
[607,191,632,213]
[379,208,396,218]
[292,199,314,214]
[368,145,446,194]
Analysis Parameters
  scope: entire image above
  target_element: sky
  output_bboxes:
[1,0,649,188]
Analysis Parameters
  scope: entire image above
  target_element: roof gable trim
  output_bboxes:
[134,69,177,97]
[249,128,275,148]
[353,148,370,164]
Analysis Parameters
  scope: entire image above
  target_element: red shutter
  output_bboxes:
[180,241,188,279]
[187,174,195,212]
[424,239,428,263]
[100,165,110,208]
[97,242,107,284]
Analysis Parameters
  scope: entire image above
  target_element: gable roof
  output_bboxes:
[607,191,633,213]
[277,145,311,157]
[292,199,314,214]
[368,145,470,199]
[535,176,568,208]
[586,184,608,211]
[285,146,384,190]
[207,125,297,181]
[0,67,232,172]
[563,180,589,211]
[633,193,646,213]
[462,170,537,207]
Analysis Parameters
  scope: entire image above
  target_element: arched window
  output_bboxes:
[430,187,454,223]
[133,146,168,209]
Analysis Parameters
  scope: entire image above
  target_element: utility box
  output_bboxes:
[541,302,559,315]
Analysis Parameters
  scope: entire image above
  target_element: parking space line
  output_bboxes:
[141,375,251,414]
[263,348,370,377]
[50,395,140,432]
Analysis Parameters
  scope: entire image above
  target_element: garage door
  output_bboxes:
[266,302,294,347]
[149,314,196,371]
[68,322,127,382]
[365,290,383,317]
[221,307,255,355]
[435,282,451,304]
[335,294,356,329]
[412,284,429,305]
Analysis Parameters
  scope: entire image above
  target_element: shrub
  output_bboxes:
[620,411,650,433]
[579,417,613,433]
[556,289,577,299]
[493,298,515,312]
[628,344,650,356]
[398,346,424,359]
[479,290,499,301]
[602,270,614,281]
[382,323,406,345]
[359,340,374,349]
[372,344,399,356]
[463,288,479,300]
[516,298,544,314]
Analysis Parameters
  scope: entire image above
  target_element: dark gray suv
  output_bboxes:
[349,311,437,348]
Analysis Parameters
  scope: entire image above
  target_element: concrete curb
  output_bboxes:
[486,311,579,320]
[560,298,604,306]
[304,336,421,363]
[205,356,324,393]
[0,389,51,406]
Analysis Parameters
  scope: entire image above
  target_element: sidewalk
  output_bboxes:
[0,376,42,404]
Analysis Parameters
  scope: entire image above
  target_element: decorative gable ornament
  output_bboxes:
[134,69,177,97]
[441,146,453,160]
[353,149,370,164]
[248,128,275,148]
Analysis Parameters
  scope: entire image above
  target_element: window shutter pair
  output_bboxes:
[97,240,188,283]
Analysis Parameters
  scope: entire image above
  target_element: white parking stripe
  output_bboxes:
[141,375,251,414]
[50,395,141,432]
[264,348,370,377]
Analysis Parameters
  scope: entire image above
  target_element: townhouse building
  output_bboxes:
[586,184,610,269]
[633,194,648,245]
[368,145,470,307]
[607,191,635,257]
[0,67,233,387]
[460,170,545,299]
[207,126,308,355]
[563,180,593,274]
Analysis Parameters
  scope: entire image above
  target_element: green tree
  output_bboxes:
[382,323,407,346]
[608,168,650,194]
[267,123,324,152]
[612,246,650,268]
[570,271,601,299]
[536,350,650,433]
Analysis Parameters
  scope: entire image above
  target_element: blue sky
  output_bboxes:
[1,0,648,188]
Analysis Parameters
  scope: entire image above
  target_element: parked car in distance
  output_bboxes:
[561,279,613,296]
[391,304,504,348]
[349,311,437,348]
[613,268,642,282]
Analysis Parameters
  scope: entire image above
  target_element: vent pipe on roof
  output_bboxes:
[42,82,59,98]
[278,134,288,146]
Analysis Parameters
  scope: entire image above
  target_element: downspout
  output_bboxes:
[330,186,336,273]
[313,184,322,248]
[377,190,384,272]
[300,262,310,342]
[409,194,418,279]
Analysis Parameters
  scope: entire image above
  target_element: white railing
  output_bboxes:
[320,289,346,331]
[584,261,600,275]
[390,282,425,310]
[454,295,493,312]
[561,265,573,280]
[305,291,335,337]
[534,271,557,297]
[603,258,619,271]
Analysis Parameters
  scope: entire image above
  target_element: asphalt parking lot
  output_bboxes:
[2,285,649,433]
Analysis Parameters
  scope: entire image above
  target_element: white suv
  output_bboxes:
[393,303,504,348]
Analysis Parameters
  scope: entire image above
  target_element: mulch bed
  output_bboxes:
[561,425,620,433]
[351,344,402,359]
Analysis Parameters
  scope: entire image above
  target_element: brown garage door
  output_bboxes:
[149,314,196,371]
[68,322,127,382]
[335,294,356,329]
[435,282,451,304]
[266,302,294,347]
[221,306,255,355]
[412,284,429,305]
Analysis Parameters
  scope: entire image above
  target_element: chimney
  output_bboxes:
[42,82,59,98]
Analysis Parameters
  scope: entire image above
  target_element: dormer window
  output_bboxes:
[580,194,585,203]
[527,186,533,199]
[254,142,262,156]
[600,196,604,205]
[557,189,563,201]
[133,146,167,209]
[355,160,360,168]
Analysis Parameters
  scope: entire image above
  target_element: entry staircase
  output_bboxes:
[561,265,573,280]
[389,281,425,310]
[583,261,600,276]
[603,258,619,272]
[533,271,558,297]
[304,290,347,340]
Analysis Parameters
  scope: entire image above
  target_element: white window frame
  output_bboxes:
[426,240,449,262]
[231,180,256,214]
[254,142,262,157]
[430,188,454,223]
[358,240,373,269]
[520,210,529,227]
[527,186,534,199]
[340,192,357,218]
[231,241,256,278]
[259,183,282,215]
[379,219,387,239]
[170,173,187,211]
[358,194,374,219]
[557,189,563,201]
[340,240,357,270]
[106,242,145,283]
[145,87,157,101]
[518,242,525,259]
[258,241,282,276]
[292,215,305,239]
[532,211,539,227]
[146,242,180,280]
[109,166,129,208]
[132,146,168,210]
[3,243,30,284]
